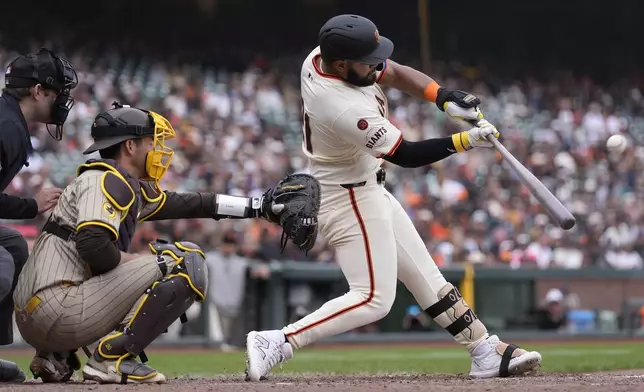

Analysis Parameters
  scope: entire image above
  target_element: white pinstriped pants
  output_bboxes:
[15,255,161,352]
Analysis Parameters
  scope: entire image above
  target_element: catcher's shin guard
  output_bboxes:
[95,247,208,382]
[172,241,208,299]
[147,240,208,330]
[149,240,208,295]
[425,283,488,348]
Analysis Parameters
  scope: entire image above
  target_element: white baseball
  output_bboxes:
[606,134,627,154]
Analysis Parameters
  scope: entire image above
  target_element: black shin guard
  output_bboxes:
[98,274,199,361]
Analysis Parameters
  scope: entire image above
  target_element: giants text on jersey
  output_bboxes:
[300,47,403,185]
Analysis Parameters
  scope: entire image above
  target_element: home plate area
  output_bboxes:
[2,372,642,392]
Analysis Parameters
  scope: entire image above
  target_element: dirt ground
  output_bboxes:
[0,371,643,392]
[3,340,644,391]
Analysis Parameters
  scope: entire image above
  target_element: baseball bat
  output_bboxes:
[446,103,576,230]
[484,134,576,230]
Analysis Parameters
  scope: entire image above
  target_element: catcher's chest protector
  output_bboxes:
[77,159,141,251]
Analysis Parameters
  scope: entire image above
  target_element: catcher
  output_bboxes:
[13,102,320,384]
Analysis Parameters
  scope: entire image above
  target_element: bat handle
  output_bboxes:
[485,133,503,147]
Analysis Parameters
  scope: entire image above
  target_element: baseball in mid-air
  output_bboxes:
[606,134,627,154]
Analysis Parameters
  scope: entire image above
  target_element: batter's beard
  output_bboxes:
[346,68,378,87]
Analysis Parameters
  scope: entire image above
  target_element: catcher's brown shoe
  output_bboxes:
[30,351,76,383]
[82,350,165,384]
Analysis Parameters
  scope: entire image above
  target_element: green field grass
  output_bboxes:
[2,342,644,379]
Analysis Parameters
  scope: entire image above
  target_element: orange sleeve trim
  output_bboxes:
[376,60,388,83]
[385,134,403,156]
[423,81,440,102]
[285,188,375,341]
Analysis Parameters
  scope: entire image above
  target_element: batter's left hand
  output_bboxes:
[443,101,484,123]
[436,88,480,111]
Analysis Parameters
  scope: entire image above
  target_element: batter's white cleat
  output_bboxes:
[245,330,293,381]
[469,335,542,378]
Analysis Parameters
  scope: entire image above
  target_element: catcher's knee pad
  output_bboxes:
[425,283,487,345]
[97,274,202,360]
[148,239,208,300]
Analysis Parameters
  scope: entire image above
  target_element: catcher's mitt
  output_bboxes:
[261,173,321,253]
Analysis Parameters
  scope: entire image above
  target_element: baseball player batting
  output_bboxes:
[13,103,320,384]
[245,14,542,381]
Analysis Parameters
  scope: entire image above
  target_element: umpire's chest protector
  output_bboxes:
[77,159,142,252]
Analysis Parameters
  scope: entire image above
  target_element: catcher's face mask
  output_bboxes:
[144,110,176,191]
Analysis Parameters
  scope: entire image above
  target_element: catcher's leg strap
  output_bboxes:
[96,268,205,379]
[425,283,488,347]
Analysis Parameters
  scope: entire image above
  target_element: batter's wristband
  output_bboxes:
[424,81,441,102]
[451,132,471,153]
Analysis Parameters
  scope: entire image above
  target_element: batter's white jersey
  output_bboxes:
[300,47,403,185]
[281,47,458,349]
[275,46,514,372]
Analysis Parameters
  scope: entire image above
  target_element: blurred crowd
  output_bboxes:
[2,43,644,269]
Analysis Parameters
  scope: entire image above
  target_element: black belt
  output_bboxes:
[340,169,386,189]
[42,220,76,241]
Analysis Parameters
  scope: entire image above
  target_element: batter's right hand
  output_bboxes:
[466,120,500,148]
[451,120,500,152]
[35,187,62,214]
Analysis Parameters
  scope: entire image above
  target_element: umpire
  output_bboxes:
[0,47,77,382]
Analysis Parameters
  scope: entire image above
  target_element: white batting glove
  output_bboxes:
[444,102,484,122]
[468,120,500,148]
[451,119,500,152]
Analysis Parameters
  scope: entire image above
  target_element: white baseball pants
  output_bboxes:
[282,178,451,348]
